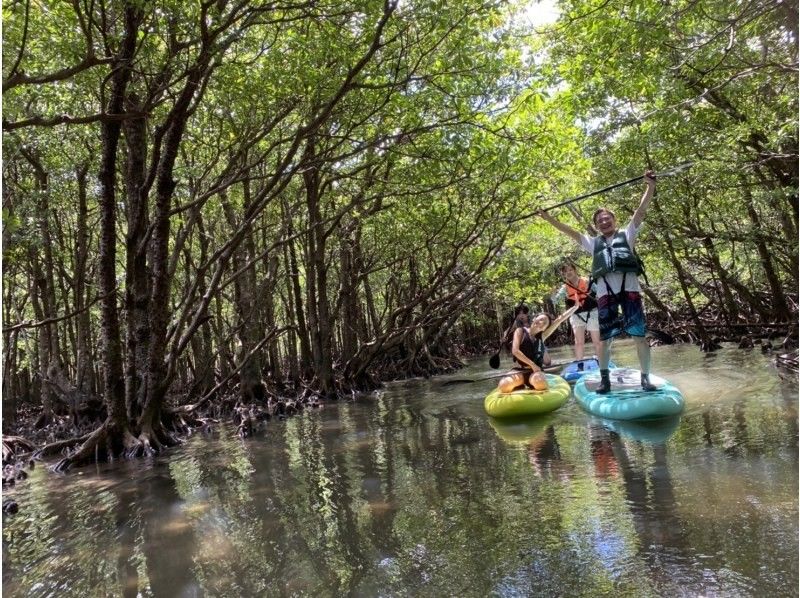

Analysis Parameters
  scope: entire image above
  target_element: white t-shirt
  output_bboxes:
[579,222,642,296]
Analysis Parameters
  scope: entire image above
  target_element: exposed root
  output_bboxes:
[700,339,723,352]
[162,406,207,436]
[2,435,36,464]
[121,429,145,459]
[134,421,180,458]
[232,402,271,438]
[52,424,111,473]
[134,432,160,457]
[776,348,799,373]
[647,328,676,345]
[2,462,30,487]
[33,433,92,461]
[33,411,54,430]
[49,418,169,472]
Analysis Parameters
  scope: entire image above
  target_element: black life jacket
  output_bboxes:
[591,231,644,279]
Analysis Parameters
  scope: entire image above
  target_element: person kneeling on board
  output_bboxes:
[497,313,553,393]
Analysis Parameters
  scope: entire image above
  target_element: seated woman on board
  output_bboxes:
[497,313,553,393]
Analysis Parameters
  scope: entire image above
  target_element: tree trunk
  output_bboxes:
[261,250,282,388]
[51,3,144,473]
[22,149,58,424]
[659,230,711,344]
[741,178,791,321]
[220,188,265,404]
[363,271,381,339]
[282,242,300,387]
[96,8,137,432]
[140,49,212,438]
[74,164,94,394]
[122,94,151,421]
[3,329,19,426]
[286,204,312,377]
[700,236,739,322]
[189,213,216,398]
[302,137,335,396]
[752,166,799,286]
[29,251,54,425]
[339,223,360,364]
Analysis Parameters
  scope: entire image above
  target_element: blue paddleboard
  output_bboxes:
[574,367,684,420]
[560,357,616,382]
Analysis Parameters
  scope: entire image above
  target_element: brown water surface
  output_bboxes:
[2,342,798,597]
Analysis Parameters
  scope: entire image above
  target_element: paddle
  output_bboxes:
[507,162,694,224]
[489,301,527,369]
[487,304,579,370]
[542,304,579,341]
[441,361,568,387]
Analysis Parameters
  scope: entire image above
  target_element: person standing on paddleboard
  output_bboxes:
[538,170,659,393]
[551,261,601,361]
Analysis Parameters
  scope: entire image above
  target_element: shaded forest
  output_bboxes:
[2,0,796,472]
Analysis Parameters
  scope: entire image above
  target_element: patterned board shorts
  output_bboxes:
[597,291,646,340]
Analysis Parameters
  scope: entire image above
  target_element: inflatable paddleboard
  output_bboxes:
[574,368,684,420]
[484,374,570,418]
[560,358,616,382]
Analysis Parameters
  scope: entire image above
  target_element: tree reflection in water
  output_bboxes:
[2,346,797,596]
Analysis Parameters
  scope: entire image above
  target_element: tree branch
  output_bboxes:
[2,288,115,333]
[3,110,148,131]
[3,54,114,93]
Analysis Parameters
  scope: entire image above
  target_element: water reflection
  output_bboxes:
[489,414,553,444]
[2,343,797,596]
[595,415,682,444]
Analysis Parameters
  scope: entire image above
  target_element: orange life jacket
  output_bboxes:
[566,278,591,307]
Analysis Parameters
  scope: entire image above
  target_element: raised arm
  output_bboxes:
[537,210,584,244]
[632,170,656,229]
[551,284,567,306]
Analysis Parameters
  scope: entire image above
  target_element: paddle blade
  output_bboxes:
[489,352,501,369]
[657,161,693,177]
[542,304,579,341]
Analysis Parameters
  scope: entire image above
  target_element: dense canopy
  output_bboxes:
[2,0,796,468]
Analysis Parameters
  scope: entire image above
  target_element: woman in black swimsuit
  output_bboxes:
[497,313,553,392]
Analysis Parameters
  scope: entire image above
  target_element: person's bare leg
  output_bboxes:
[597,339,612,394]
[598,339,611,369]
[498,373,526,393]
[635,336,658,390]
[589,329,602,360]
[634,336,651,374]
[530,371,548,390]
[573,327,585,360]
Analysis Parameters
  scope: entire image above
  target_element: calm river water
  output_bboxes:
[2,341,798,597]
